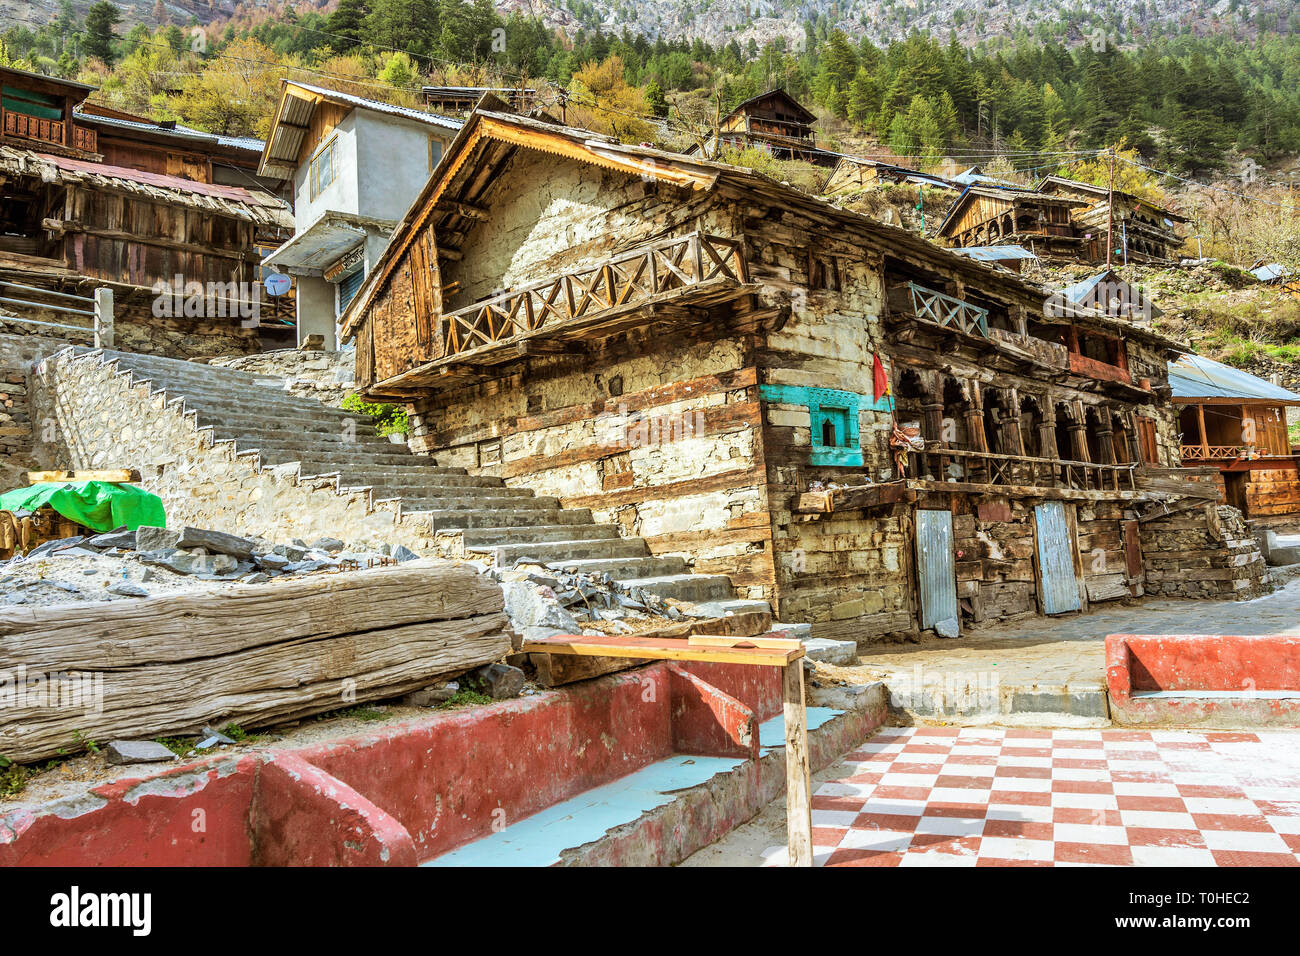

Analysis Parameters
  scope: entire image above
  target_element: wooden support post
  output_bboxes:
[93,287,114,349]
[783,660,813,868]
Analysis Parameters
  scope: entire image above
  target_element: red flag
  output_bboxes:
[872,353,891,404]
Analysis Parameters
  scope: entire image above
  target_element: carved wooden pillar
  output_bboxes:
[1006,389,1027,458]
[1039,398,1059,462]
[1068,402,1090,463]
[1095,412,1117,465]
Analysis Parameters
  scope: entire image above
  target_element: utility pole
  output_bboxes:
[1106,143,1116,269]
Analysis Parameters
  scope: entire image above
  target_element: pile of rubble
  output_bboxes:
[0,524,414,607]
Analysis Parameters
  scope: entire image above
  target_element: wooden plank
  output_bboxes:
[522,633,803,667]
[687,634,802,650]
[0,561,511,763]
[783,661,813,868]
[28,469,141,484]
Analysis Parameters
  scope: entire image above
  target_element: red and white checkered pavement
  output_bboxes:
[763,726,1300,867]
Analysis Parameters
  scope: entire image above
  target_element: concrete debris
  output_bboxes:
[104,739,176,765]
[311,536,346,552]
[0,523,401,607]
[392,545,420,563]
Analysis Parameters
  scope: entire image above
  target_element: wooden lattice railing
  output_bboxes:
[441,231,747,359]
[909,444,1138,493]
[3,110,64,147]
[1180,445,1249,462]
[901,281,990,337]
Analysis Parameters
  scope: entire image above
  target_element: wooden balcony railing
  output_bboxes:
[72,124,97,152]
[3,110,63,146]
[1181,445,1249,462]
[892,281,990,337]
[1,110,97,153]
[441,231,748,359]
[908,444,1138,493]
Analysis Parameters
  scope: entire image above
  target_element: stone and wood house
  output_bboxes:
[938,175,1189,264]
[339,107,1267,641]
[1171,352,1300,527]
[691,89,837,166]
[0,65,294,358]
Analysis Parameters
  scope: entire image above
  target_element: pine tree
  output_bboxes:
[83,1,123,65]
[327,0,370,52]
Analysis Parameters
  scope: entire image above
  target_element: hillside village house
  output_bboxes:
[937,175,1189,264]
[691,89,837,166]
[1171,352,1300,526]
[339,107,1266,642]
[257,81,463,349]
[0,65,294,357]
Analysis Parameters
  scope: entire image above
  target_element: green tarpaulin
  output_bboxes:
[0,482,165,533]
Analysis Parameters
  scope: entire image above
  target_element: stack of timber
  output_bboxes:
[0,559,511,763]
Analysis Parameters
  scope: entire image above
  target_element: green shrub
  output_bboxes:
[341,393,409,438]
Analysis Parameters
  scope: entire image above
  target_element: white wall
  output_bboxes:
[353,111,454,223]
[292,112,361,231]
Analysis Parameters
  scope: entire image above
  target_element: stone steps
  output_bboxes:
[549,555,690,580]
[417,508,595,531]
[398,494,556,512]
[484,536,651,564]
[75,346,738,608]
[458,524,622,547]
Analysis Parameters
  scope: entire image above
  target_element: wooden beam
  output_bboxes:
[29,469,141,484]
[783,661,813,868]
[795,481,916,515]
[435,199,489,220]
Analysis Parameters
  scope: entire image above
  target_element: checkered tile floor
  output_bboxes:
[763,726,1300,867]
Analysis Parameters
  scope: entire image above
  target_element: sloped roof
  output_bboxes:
[1168,353,1300,404]
[0,143,292,229]
[723,88,816,124]
[1036,174,1189,222]
[75,111,265,154]
[1056,269,1163,320]
[258,80,463,179]
[339,107,1188,359]
[949,245,1039,263]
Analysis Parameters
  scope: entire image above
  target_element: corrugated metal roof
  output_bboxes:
[287,82,465,132]
[949,245,1039,262]
[1251,262,1290,282]
[1168,353,1300,403]
[76,112,266,153]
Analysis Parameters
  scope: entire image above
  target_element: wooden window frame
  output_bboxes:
[309,137,337,201]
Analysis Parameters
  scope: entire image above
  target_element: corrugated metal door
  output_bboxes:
[1035,501,1082,614]
[915,510,958,636]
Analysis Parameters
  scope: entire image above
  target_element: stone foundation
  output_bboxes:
[1141,504,1272,600]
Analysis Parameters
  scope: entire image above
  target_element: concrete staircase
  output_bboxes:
[55,348,735,605]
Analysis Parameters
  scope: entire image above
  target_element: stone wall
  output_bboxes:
[0,284,262,361]
[440,150,735,309]
[407,329,773,599]
[32,349,438,551]
[0,332,64,490]
[1141,504,1271,600]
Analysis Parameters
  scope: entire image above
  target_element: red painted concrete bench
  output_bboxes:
[0,661,883,866]
[1106,633,1300,728]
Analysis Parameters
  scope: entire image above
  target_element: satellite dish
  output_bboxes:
[265,273,291,297]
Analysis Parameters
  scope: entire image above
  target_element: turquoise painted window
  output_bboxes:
[759,384,872,467]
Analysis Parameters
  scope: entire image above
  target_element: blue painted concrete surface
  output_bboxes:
[423,708,845,866]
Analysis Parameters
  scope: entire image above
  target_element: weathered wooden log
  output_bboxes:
[0,560,511,763]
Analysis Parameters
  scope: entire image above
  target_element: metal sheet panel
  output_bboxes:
[915,510,958,635]
[1035,501,1082,615]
